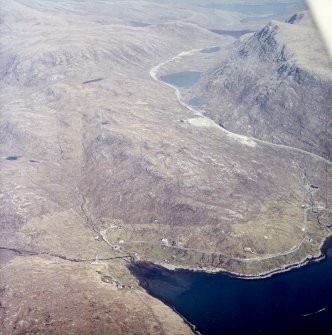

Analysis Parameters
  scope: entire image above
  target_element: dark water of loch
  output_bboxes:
[160,71,202,89]
[5,156,20,161]
[130,246,332,335]
[82,78,103,84]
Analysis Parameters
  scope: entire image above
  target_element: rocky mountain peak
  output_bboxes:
[197,11,332,160]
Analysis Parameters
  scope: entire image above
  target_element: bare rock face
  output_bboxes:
[198,12,332,160]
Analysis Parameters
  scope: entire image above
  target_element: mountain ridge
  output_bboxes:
[197,11,332,160]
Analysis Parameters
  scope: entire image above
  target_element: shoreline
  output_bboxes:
[130,232,332,281]
[132,254,324,281]
[129,238,332,335]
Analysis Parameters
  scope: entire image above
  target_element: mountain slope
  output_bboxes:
[197,12,332,160]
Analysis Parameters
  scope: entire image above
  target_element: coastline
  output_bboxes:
[130,232,332,281]
[129,236,332,335]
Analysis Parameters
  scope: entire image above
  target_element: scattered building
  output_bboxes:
[161,238,169,245]
[101,276,124,288]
